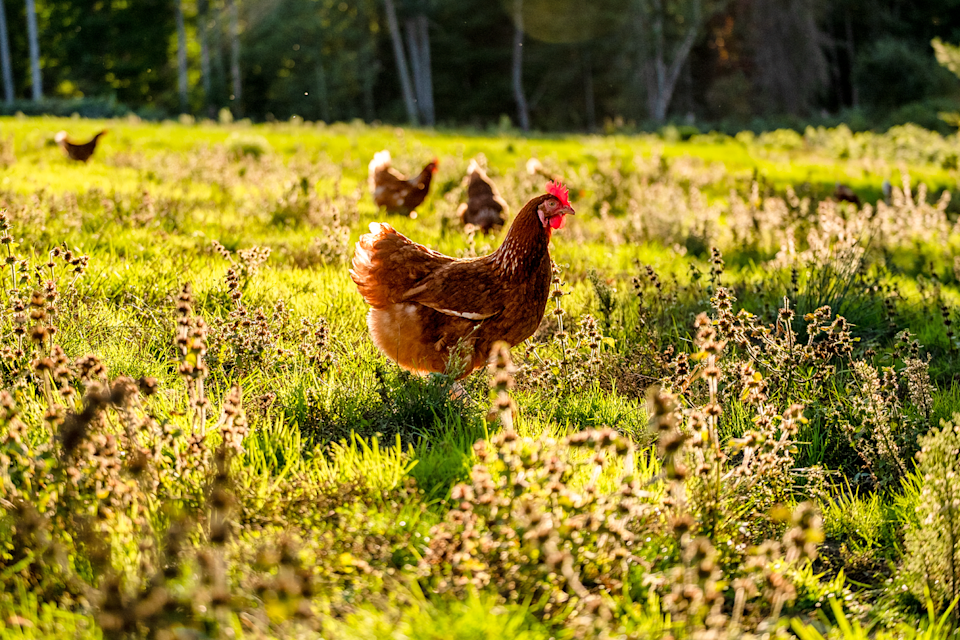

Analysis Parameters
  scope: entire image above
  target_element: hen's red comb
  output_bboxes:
[546,181,570,208]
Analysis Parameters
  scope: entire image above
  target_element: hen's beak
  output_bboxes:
[545,206,575,230]
[546,206,575,220]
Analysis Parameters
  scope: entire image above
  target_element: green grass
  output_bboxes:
[1,116,960,638]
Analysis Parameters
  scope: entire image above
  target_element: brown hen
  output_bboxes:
[833,183,861,207]
[457,159,509,234]
[351,182,574,378]
[55,130,107,162]
[368,150,438,217]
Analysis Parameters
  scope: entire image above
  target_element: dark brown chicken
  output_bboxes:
[55,130,107,162]
[368,150,438,217]
[457,159,509,234]
[833,183,861,207]
[351,182,574,378]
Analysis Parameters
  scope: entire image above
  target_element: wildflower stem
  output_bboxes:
[551,262,569,382]
[3,242,15,302]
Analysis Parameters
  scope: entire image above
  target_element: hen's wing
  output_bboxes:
[351,223,454,308]
[400,262,505,320]
[351,223,505,320]
[373,169,418,211]
[369,150,410,204]
[378,166,407,184]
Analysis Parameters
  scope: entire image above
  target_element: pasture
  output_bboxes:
[1,115,959,638]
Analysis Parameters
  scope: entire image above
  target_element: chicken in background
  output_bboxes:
[832,182,861,207]
[368,150,438,218]
[55,130,108,163]
[457,159,509,235]
[526,157,563,184]
[351,182,574,379]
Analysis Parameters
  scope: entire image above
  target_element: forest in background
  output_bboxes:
[1,0,960,133]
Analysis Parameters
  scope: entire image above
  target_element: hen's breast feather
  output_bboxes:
[368,303,448,373]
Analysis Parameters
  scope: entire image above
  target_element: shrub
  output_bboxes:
[854,38,956,110]
[834,340,934,489]
[901,415,960,617]
[424,320,826,636]
[224,132,272,160]
[0,97,132,119]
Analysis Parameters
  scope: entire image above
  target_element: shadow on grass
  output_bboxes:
[518,384,654,445]
[288,364,487,499]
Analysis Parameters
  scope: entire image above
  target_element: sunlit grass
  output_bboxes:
[1,116,959,637]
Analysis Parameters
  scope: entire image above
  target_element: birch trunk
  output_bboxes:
[404,17,434,125]
[228,0,242,114]
[198,0,211,110]
[641,0,701,122]
[650,22,698,121]
[404,18,424,121]
[511,0,530,131]
[360,26,377,121]
[176,0,189,112]
[382,0,418,125]
[212,0,226,104]
[416,15,433,125]
[25,0,42,100]
[0,0,13,104]
[315,53,331,123]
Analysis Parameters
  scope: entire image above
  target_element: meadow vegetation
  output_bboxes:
[0,115,960,638]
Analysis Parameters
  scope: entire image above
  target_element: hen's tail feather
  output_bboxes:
[368,150,391,174]
[368,150,392,192]
[350,222,403,309]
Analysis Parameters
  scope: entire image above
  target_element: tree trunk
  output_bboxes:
[511,0,530,132]
[416,15,433,125]
[198,0,212,112]
[228,0,241,115]
[315,54,331,123]
[582,48,596,131]
[382,0,418,125]
[0,0,13,104]
[176,0,189,113]
[645,0,664,119]
[24,0,42,100]
[404,16,433,125]
[825,37,841,109]
[644,0,700,122]
[844,9,858,108]
[360,21,378,121]
[212,0,226,106]
[404,18,423,120]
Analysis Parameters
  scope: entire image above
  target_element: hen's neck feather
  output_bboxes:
[492,196,549,274]
[412,166,434,187]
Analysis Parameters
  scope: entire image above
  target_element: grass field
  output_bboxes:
[1,115,960,638]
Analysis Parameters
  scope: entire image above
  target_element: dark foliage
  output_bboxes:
[3,0,960,129]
